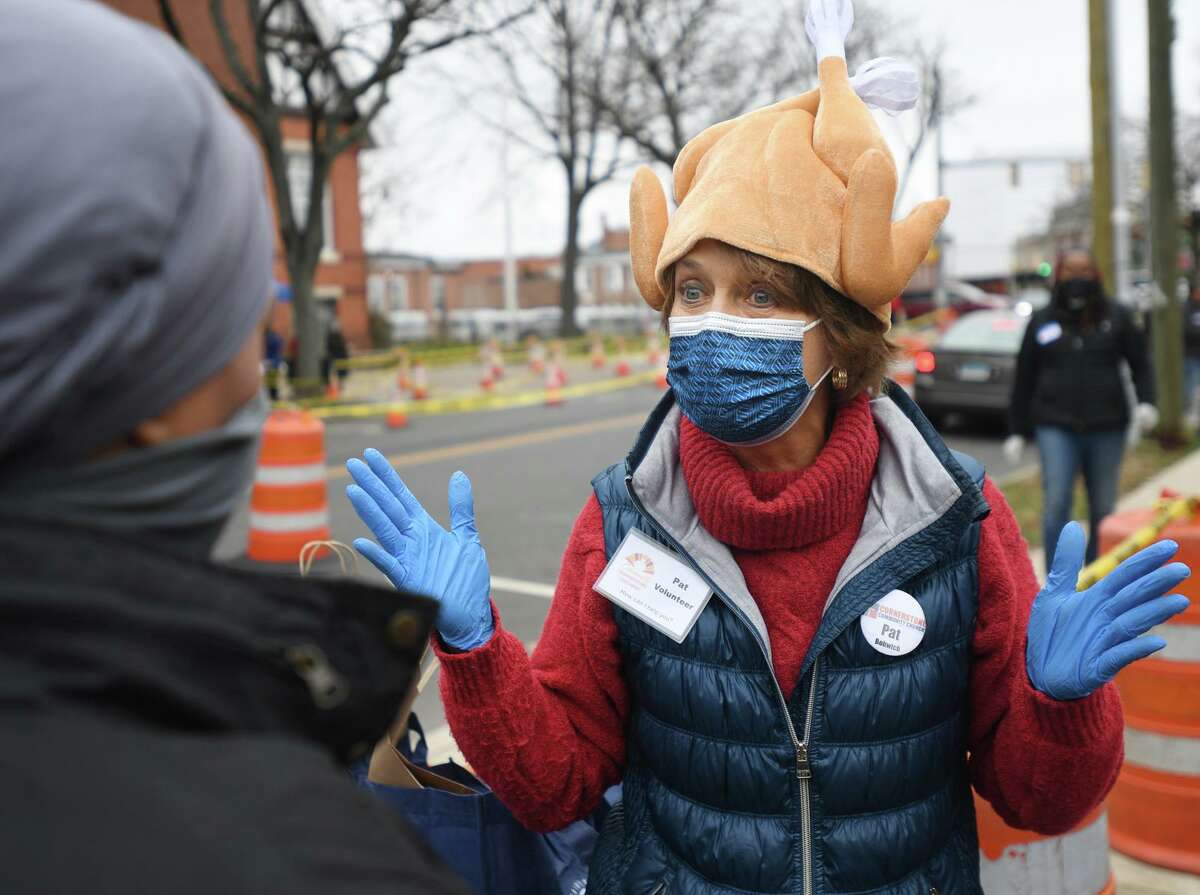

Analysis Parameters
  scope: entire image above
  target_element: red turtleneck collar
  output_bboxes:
[679,392,880,550]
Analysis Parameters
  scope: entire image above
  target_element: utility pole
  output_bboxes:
[1107,0,1133,305]
[1088,0,1116,290]
[1148,0,1183,444]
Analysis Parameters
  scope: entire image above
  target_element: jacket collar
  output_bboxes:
[0,517,436,764]
[625,385,989,666]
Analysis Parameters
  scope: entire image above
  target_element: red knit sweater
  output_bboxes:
[437,395,1124,834]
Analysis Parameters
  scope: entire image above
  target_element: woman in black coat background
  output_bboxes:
[1005,249,1157,566]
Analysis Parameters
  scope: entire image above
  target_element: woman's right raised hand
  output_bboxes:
[346,448,494,651]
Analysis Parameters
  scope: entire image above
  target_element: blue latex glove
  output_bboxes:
[345,448,493,651]
[1027,522,1191,700]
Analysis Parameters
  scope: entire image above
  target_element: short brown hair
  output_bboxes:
[663,246,898,400]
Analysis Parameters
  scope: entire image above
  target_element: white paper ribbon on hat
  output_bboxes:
[850,57,920,114]
[805,1,920,115]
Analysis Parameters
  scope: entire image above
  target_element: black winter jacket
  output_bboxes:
[0,517,470,895]
[1009,301,1154,436]
[1184,300,1200,356]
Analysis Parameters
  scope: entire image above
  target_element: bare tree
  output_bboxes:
[157,0,517,388]
[484,0,631,337]
[891,38,975,210]
[599,0,893,169]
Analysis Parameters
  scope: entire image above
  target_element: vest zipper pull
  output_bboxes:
[796,742,812,780]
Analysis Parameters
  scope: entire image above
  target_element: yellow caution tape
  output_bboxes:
[1075,496,1198,590]
[330,334,663,373]
[288,368,662,420]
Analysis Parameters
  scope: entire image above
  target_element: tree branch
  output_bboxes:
[208,0,265,107]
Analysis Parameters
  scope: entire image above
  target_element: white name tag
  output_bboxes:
[860,589,927,657]
[1036,321,1063,345]
[592,529,713,643]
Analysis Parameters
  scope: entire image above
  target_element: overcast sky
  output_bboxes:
[363,1,1200,279]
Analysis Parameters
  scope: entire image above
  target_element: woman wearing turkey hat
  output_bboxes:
[346,3,1189,892]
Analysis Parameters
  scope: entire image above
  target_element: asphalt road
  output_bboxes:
[213,384,1032,757]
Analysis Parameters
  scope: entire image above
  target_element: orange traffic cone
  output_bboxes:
[528,338,546,375]
[480,369,495,392]
[590,338,606,369]
[411,362,429,400]
[545,364,565,407]
[247,410,331,563]
[324,379,340,400]
[615,359,631,377]
[385,407,409,429]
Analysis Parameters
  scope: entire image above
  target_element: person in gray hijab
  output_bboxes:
[0,3,467,892]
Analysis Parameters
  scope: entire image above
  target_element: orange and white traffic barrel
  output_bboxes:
[247,410,330,563]
[1099,507,1200,875]
[975,793,1114,894]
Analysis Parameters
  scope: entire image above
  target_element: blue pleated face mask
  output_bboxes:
[667,311,829,446]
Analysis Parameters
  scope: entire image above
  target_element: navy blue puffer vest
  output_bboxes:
[586,388,990,895]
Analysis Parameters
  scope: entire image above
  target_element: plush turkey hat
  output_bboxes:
[629,56,949,328]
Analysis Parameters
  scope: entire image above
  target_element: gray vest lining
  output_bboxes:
[628,399,967,656]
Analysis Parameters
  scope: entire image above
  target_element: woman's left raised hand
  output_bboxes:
[1026,522,1191,701]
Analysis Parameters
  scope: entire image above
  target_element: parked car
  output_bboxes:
[900,280,1010,321]
[913,308,1028,425]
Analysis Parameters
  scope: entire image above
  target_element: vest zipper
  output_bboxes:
[624,476,821,895]
[799,657,819,895]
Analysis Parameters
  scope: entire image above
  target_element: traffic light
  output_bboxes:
[1037,261,1053,278]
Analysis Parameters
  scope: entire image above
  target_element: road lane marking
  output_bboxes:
[326,411,647,478]
[491,575,555,599]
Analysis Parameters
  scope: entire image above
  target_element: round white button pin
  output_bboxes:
[860,590,927,657]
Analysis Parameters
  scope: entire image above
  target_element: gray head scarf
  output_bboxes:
[0,0,274,555]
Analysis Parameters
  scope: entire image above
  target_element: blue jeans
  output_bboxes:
[1035,426,1126,567]
[1185,357,1200,415]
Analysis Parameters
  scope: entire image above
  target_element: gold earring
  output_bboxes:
[831,367,849,390]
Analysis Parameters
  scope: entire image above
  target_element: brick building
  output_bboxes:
[103,0,371,348]
[368,225,653,343]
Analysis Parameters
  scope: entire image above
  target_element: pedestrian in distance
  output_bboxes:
[264,325,285,400]
[327,318,351,388]
[0,3,468,893]
[1005,249,1157,567]
[1182,285,1200,427]
[324,321,350,391]
[347,3,1189,893]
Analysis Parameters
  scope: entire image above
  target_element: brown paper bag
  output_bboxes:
[366,666,473,795]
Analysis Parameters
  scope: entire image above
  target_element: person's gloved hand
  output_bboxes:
[1002,434,1025,465]
[1136,403,1160,433]
[1027,522,1190,700]
[346,448,493,651]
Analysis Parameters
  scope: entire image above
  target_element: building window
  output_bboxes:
[605,261,624,294]
[367,274,385,311]
[286,150,335,252]
[387,275,409,311]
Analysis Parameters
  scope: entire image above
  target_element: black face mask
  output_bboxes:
[1056,277,1097,314]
